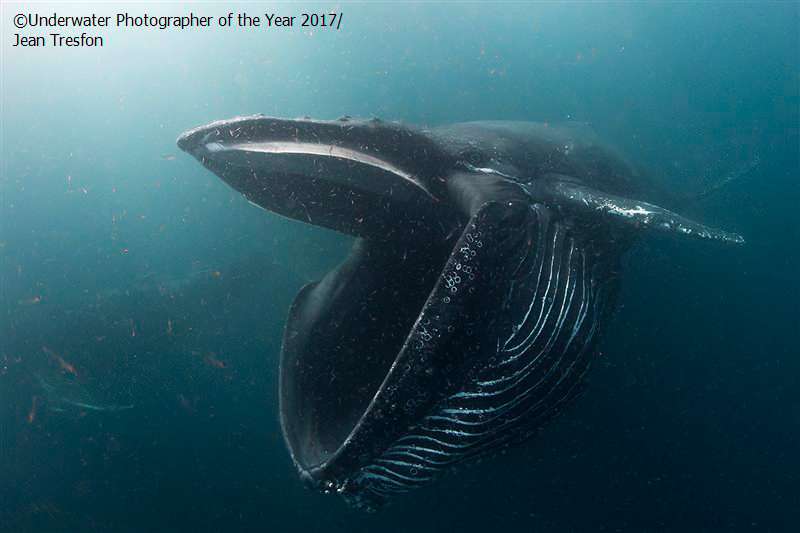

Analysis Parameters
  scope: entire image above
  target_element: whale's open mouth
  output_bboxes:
[178,116,470,497]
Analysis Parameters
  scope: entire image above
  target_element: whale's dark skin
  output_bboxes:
[177,116,742,509]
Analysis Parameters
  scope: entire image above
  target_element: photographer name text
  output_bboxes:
[11,11,344,48]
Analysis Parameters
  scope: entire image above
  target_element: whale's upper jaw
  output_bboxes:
[177,115,461,241]
[177,114,438,198]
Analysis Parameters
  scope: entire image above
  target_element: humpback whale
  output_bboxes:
[177,116,743,510]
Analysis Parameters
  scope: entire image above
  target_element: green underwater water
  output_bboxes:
[1,2,798,531]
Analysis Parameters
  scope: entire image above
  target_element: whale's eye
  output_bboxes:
[461,148,485,167]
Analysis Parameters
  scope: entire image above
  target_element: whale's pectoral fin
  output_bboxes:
[539,174,745,245]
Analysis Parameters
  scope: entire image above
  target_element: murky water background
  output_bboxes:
[1,2,798,531]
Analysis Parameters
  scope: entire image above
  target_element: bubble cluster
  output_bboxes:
[441,226,483,303]
[419,327,433,342]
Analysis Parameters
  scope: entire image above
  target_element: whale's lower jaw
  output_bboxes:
[282,201,614,511]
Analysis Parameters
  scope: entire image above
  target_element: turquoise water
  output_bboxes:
[1,2,798,531]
